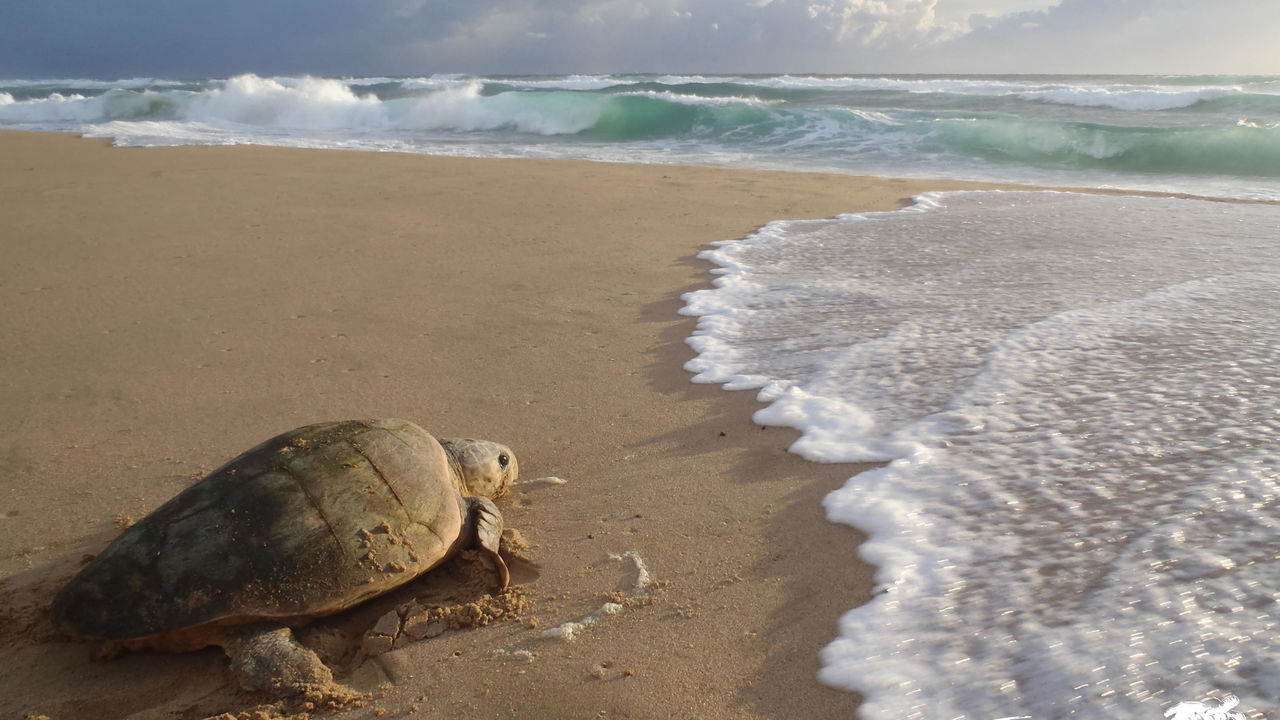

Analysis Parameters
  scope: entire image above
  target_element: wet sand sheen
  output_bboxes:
[0,129,1008,719]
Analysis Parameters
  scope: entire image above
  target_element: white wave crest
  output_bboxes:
[1235,118,1280,129]
[388,81,604,135]
[614,90,776,107]
[743,75,1249,112]
[0,74,611,138]
[1020,85,1236,111]
[0,91,99,123]
[187,74,385,130]
[187,75,609,135]
[499,74,622,90]
[0,77,184,90]
[754,75,1027,95]
[652,74,722,85]
[396,75,481,92]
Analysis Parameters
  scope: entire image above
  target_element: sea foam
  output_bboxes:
[187,74,385,130]
[681,191,1280,718]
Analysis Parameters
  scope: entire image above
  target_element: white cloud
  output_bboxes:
[937,0,1061,24]
[801,0,964,45]
[391,0,430,18]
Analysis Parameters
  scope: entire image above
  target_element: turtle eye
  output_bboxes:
[498,452,509,469]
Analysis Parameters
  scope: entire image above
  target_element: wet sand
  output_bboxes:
[0,130,1007,719]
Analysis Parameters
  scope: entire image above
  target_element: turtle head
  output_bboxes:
[439,438,517,499]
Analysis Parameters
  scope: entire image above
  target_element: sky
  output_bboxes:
[2,0,1278,78]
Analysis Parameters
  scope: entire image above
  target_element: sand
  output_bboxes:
[0,129,1007,719]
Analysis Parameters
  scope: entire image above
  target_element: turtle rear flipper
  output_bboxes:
[223,624,333,696]
[466,497,509,591]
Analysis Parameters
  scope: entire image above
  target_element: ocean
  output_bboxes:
[2,73,1279,200]
[6,74,1279,718]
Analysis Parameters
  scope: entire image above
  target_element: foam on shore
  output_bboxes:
[682,190,1280,718]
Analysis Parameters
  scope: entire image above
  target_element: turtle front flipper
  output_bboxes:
[221,623,333,696]
[465,496,510,591]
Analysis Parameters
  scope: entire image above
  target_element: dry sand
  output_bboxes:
[0,130,1007,719]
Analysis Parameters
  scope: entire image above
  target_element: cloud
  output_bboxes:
[383,0,998,72]
[804,0,966,45]
[0,0,991,76]
[925,0,1280,73]
[1,0,1277,77]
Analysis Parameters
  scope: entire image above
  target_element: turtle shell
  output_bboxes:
[52,419,466,646]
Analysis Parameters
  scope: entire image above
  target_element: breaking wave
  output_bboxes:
[3,73,1279,198]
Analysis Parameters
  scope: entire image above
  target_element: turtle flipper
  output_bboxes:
[466,496,510,591]
[222,623,333,696]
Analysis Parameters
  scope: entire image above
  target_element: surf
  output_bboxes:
[681,191,1280,718]
[3,73,1279,199]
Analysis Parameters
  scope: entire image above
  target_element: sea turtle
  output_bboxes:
[51,418,516,695]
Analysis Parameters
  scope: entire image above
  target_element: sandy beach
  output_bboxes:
[0,129,1009,720]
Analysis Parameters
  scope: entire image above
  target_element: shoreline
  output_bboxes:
[1,128,1010,719]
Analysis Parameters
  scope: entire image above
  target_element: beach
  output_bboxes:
[0,129,1008,720]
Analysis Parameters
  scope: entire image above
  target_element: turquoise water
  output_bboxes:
[2,73,1279,199]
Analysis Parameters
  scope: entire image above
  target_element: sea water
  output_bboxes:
[2,73,1280,200]
[682,191,1280,718]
